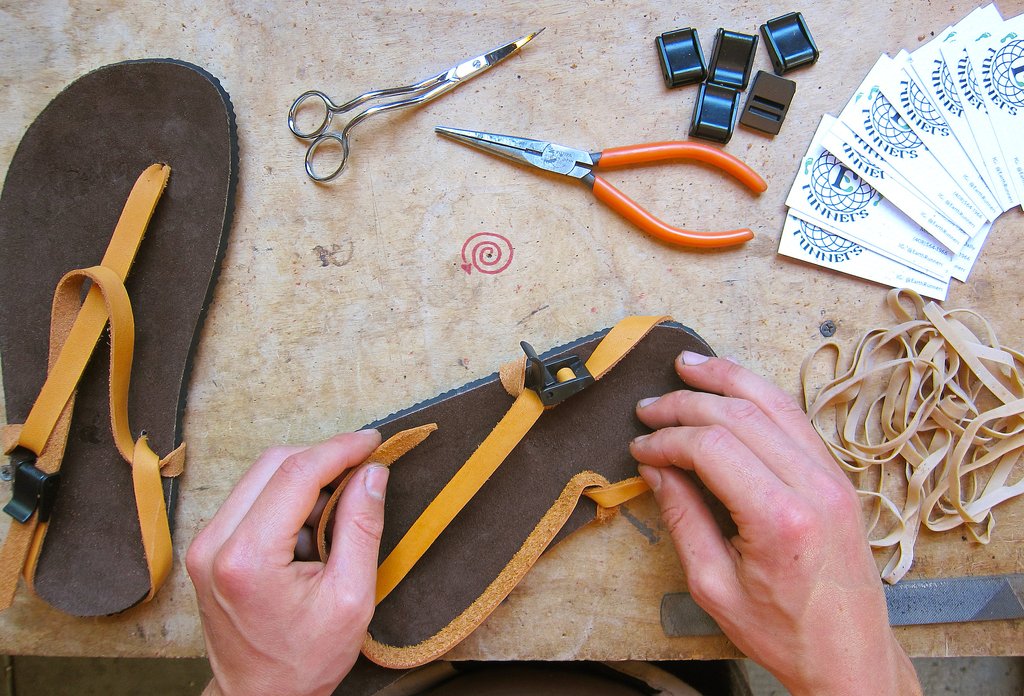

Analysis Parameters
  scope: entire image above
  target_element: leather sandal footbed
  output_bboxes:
[347,322,713,652]
[0,59,237,615]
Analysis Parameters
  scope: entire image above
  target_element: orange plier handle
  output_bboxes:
[588,142,767,249]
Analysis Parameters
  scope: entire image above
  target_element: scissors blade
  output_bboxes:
[449,29,544,82]
[435,126,595,178]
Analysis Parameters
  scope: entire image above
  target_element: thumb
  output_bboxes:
[323,463,389,602]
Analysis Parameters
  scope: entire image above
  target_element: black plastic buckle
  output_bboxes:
[760,12,819,75]
[521,341,595,406]
[740,71,797,135]
[706,28,758,90]
[655,27,707,88]
[3,449,60,524]
[690,82,741,144]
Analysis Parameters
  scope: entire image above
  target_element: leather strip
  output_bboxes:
[315,425,438,561]
[499,358,659,509]
[582,476,650,508]
[132,435,172,601]
[0,165,174,611]
[802,289,1024,583]
[17,266,177,598]
[0,402,74,605]
[371,315,669,605]
[39,266,137,461]
[374,390,545,604]
[362,469,615,668]
[14,165,170,456]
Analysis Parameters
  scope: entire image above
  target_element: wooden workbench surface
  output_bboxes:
[1,0,1023,661]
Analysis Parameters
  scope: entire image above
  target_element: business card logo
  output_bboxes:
[931,59,964,117]
[841,142,885,180]
[793,220,863,264]
[984,39,1024,112]
[900,77,950,135]
[802,151,875,222]
[956,54,987,111]
[863,92,921,158]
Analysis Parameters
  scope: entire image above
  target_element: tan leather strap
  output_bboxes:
[374,389,544,604]
[498,332,662,510]
[0,165,177,610]
[21,266,178,600]
[14,165,169,456]
[582,477,650,508]
[316,425,438,560]
[371,315,669,604]
[802,289,1024,583]
[132,435,173,601]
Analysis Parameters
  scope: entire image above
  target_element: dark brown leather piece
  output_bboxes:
[423,664,649,695]
[0,60,237,615]
[363,323,713,649]
[334,658,753,696]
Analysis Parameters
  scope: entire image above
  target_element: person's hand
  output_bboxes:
[186,430,387,696]
[630,352,921,696]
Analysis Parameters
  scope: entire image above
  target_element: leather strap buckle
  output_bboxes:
[520,340,595,406]
[3,450,60,524]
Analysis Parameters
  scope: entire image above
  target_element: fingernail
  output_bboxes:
[364,464,389,501]
[638,397,659,409]
[679,350,709,366]
[638,465,662,492]
[725,356,741,365]
[632,433,650,446]
[355,428,381,440]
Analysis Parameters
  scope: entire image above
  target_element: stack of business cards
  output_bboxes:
[779,3,1023,300]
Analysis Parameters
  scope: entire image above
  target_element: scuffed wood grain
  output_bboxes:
[1,0,1022,659]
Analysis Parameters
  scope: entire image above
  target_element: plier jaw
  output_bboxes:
[523,142,595,179]
[435,127,595,179]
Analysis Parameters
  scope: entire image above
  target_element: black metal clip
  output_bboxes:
[521,341,595,406]
[3,449,60,524]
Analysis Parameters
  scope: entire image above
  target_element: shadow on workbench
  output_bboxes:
[2,655,1022,694]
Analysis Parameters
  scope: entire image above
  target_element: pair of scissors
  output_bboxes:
[435,127,767,248]
[288,30,542,183]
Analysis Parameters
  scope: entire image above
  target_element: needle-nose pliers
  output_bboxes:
[436,126,767,248]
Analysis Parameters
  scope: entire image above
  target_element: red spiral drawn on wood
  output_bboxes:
[460,232,514,274]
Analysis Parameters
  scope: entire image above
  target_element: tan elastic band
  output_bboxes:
[802,289,1024,583]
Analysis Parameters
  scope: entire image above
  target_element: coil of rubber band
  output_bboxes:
[801,289,1024,583]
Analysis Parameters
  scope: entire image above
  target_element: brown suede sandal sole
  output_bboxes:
[0,59,237,616]
[319,321,714,671]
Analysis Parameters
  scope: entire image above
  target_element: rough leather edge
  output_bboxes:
[362,469,618,668]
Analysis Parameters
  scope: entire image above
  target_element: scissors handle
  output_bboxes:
[589,142,766,249]
[304,132,351,183]
[288,90,339,140]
